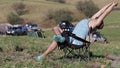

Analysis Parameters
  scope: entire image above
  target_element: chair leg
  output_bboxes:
[62,45,91,61]
[85,46,91,61]
[63,47,74,58]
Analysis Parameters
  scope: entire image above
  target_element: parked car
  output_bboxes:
[6,25,28,36]
[25,23,41,31]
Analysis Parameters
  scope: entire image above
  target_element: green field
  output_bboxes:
[0,0,120,68]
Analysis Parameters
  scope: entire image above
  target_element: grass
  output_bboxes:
[0,0,120,68]
[0,11,120,67]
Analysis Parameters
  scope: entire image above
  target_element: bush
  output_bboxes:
[46,0,65,3]
[12,2,28,15]
[7,12,24,25]
[76,0,99,18]
[46,9,73,24]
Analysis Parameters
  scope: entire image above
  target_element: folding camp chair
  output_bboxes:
[58,28,91,61]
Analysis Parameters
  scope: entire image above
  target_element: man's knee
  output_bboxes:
[53,26,58,31]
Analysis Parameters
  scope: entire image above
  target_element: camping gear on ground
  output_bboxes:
[0,23,12,35]
[26,22,45,38]
[6,25,28,36]
[25,22,41,31]
[86,31,108,44]
[27,30,45,38]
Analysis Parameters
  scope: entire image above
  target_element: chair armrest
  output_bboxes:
[70,33,90,44]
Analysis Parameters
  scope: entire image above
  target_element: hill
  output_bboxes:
[0,0,119,28]
[0,0,76,26]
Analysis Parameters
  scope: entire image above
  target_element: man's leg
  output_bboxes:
[91,2,113,19]
[53,26,62,35]
[41,41,58,58]
[96,2,118,25]
[89,1,118,29]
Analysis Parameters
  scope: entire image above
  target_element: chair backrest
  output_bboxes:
[58,28,90,49]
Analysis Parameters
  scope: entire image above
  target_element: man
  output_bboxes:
[36,1,118,60]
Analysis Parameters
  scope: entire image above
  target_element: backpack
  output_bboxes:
[59,20,74,32]
[59,20,74,42]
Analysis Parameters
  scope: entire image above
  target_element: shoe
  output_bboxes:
[36,56,42,61]
[53,35,65,43]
